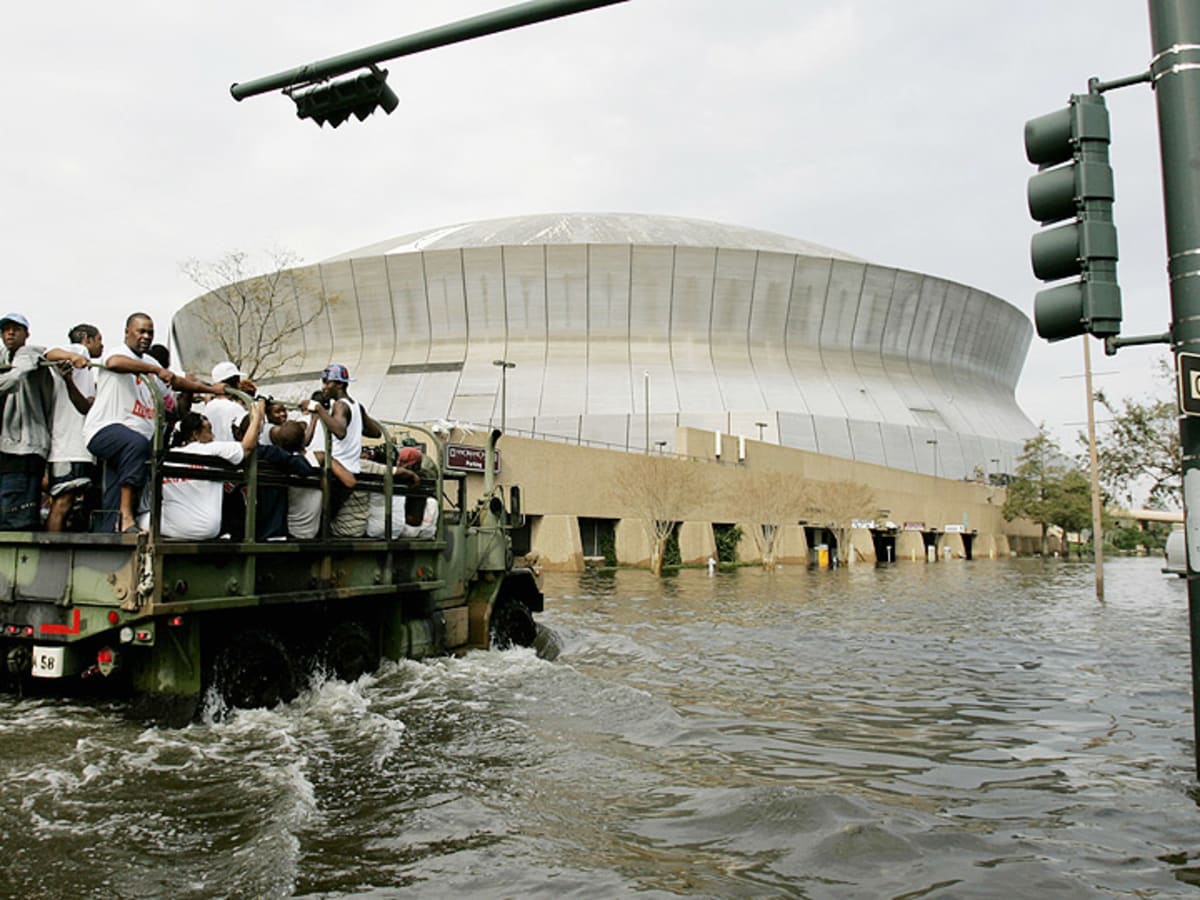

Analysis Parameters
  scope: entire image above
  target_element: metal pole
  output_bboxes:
[493,359,515,433]
[1149,0,1200,776]
[643,370,650,454]
[231,0,629,100]
[1083,336,1105,599]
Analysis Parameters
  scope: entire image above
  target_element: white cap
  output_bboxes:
[211,361,245,383]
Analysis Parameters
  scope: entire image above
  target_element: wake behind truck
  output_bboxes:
[0,389,544,723]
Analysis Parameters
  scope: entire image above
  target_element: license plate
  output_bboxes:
[31,646,65,678]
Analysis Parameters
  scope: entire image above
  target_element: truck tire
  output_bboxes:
[212,632,298,711]
[489,597,537,650]
[321,621,379,682]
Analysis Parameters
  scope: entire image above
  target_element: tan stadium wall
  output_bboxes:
[446,426,1039,572]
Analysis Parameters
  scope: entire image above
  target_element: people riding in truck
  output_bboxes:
[299,364,383,519]
[0,313,89,530]
[45,323,103,532]
[141,399,265,540]
[82,312,226,534]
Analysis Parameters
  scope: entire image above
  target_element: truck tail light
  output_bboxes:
[96,647,118,677]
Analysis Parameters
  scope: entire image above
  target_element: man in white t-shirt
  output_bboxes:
[203,361,253,441]
[83,312,226,533]
[142,398,265,539]
[46,324,104,531]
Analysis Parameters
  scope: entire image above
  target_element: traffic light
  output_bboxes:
[1024,92,1122,341]
[291,68,399,128]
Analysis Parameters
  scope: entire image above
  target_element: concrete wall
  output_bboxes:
[449,425,1038,572]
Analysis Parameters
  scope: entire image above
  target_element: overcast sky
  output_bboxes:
[0,0,1174,452]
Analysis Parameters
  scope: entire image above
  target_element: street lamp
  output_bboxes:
[990,457,1000,481]
[755,421,768,441]
[643,370,650,454]
[493,359,516,433]
[926,438,939,478]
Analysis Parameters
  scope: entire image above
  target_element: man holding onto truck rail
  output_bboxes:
[299,364,382,518]
[45,323,104,532]
[203,361,256,441]
[83,312,226,534]
[0,313,89,529]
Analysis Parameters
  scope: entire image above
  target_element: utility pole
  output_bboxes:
[643,370,650,454]
[493,359,516,433]
[1149,0,1200,776]
[1082,336,1105,600]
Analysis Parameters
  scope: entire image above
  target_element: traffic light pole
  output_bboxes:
[1149,0,1200,777]
[231,0,628,101]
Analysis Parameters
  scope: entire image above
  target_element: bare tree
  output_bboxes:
[613,454,704,575]
[804,479,877,566]
[179,248,331,380]
[735,473,814,570]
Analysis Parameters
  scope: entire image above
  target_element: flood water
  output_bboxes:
[1,557,1198,898]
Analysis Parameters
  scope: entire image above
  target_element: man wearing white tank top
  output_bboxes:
[300,364,381,517]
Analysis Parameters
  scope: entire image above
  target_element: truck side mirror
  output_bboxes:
[509,485,523,527]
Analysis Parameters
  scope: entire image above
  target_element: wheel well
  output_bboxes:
[501,568,543,613]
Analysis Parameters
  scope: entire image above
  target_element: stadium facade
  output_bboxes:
[172,212,1037,479]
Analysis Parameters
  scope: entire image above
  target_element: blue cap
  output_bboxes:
[0,313,29,330]
[321,364,353,383]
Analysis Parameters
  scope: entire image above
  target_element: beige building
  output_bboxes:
[444,425,1040,572]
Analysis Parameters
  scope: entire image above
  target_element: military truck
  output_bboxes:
[0,387,543,723]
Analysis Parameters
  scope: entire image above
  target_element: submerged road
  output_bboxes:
[0,557,1195,897]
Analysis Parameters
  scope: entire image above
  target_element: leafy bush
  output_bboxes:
[663,523,681,568]
[713,524,743,564]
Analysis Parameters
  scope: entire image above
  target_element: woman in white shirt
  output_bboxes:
[142,399,264,539]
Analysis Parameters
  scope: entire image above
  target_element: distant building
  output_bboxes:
[173,212,1036,479]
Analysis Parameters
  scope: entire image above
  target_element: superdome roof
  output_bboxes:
[324,212,866,262]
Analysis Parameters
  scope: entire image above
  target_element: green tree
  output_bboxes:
[1004,426,1092,556]
[1092,360,1180,508]
[1050,468,1094,556]
[712,524,743,565]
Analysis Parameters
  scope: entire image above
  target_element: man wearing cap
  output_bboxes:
[83,312,225,533]
[0,313,89,529]
[300,364,382,517]
[204,361,254,442]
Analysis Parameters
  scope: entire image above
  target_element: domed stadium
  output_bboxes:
[172,212,1036,479]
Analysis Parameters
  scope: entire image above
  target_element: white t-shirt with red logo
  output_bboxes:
[82,349,173,445]
[48,342,97,463]
[138,440,245,539]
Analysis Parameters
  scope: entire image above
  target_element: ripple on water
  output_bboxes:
[0,558,1196,897]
